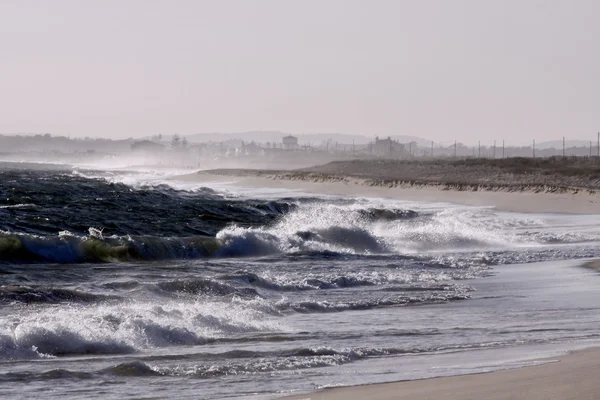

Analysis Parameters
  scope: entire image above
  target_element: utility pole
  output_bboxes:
[454,140,457,158]
[478,141,481,158]
[502,140,505,158]
[493,140,496,159]
[590,141,592,158]
[533,139,535,158]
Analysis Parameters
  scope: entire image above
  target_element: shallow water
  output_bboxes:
[2,163,600,399]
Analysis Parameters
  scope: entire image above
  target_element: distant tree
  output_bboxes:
[171,134,181,148]
[182,137,188,148]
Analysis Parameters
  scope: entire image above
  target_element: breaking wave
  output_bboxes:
[0,297,281,361]
[5,166,600,400]
[0,231,223,263]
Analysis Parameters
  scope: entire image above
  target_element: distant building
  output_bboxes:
[282,135,299,149]
[372,136,405,157]
[240,141,264,156]
[130,140,165,153]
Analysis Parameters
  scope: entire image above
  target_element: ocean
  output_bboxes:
[2,162,600,399]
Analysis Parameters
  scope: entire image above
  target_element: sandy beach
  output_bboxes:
[174,161,600,400]
[281,347,600,400]
[178,169,600,214]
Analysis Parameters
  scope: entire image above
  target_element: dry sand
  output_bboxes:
[178,171,600,214]
[181,157,600,214]
[174,166,600,400]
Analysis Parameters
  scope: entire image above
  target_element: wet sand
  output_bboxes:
[582,260,600,271]
[280,347,600,400]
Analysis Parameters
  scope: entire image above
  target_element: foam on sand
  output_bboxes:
[280,346,600,400]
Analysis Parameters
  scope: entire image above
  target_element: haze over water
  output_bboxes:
[1,1,599,144]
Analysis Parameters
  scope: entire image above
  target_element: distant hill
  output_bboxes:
[185,131,285,144]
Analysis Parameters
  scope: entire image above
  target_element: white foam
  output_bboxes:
[0,297,284,360]
[213,200,554,257]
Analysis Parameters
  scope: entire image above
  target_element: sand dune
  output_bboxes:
[178,163,600,213]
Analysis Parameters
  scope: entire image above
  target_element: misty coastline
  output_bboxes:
[4,133,600,173]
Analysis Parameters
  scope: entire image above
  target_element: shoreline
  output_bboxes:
[279,345,600,400]
[200,168,597,195]
[279,257,600,399]
[582,260,600,271]
[176,170,600,214]
[172,167,600,399]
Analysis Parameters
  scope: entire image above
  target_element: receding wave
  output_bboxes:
[102,361,162,377]
[154,278,260,299]
[0,285,118,304]
[279,290,472,313]
[0,339,550,383]
[0,331,136,360]
[151,346,407,378]
[220,271,378,291]
[0,369,95,383]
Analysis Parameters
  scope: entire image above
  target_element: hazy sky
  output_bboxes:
[1,0,598,144]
